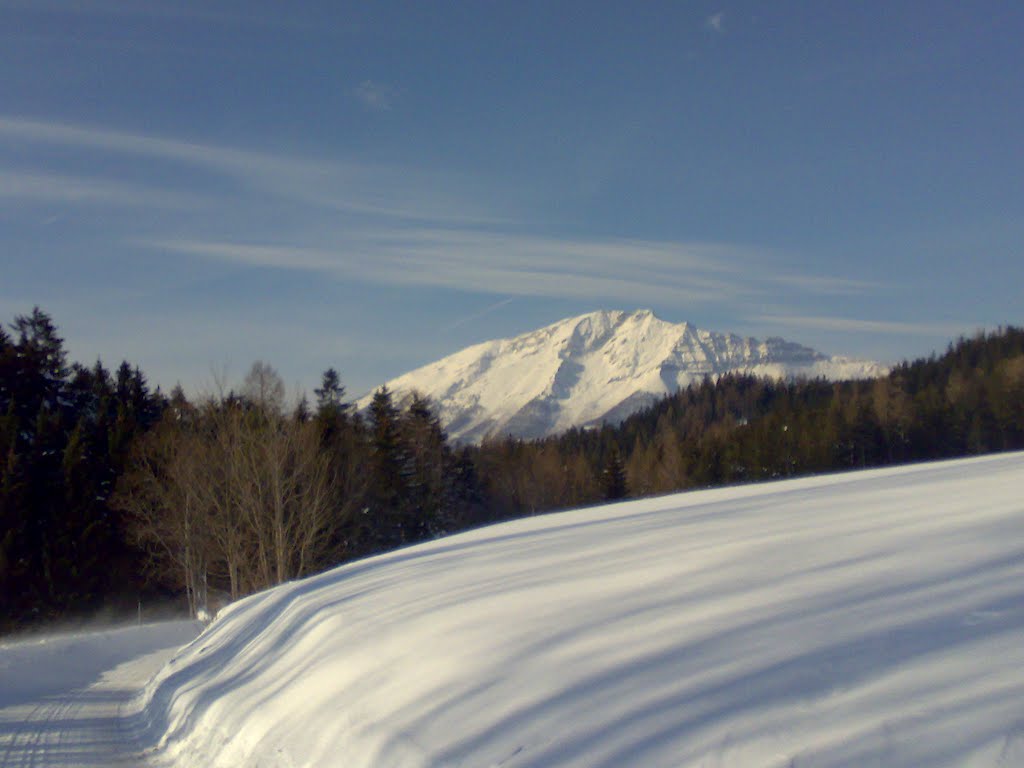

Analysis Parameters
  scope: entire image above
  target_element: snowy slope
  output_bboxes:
[139,452,1024,768]
[356,310,885,442]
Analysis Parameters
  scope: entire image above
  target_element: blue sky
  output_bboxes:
[2,1,1022,399]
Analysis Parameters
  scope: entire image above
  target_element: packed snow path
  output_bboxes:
[0,622,201,767]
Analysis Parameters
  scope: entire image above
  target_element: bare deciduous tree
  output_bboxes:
[243,360,285,413]
[114,389,352,613]
[112,422,210,617]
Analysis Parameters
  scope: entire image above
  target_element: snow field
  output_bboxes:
[139,453,1024,767]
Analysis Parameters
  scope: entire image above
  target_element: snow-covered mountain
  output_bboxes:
[358,309,886,443]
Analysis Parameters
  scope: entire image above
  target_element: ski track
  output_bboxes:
[0,623,201,768]
[1,674,131,767]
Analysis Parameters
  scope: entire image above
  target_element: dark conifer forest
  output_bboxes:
[0,309,164,630]
[2,308,1023,633]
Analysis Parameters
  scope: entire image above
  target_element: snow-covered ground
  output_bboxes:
[128,452,1024,767]
[3,454,1022,767]
[0,621,201,767]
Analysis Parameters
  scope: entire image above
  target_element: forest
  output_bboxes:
[2,307,1023,633]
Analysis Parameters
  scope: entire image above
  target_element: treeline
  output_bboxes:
[0,311,486,630]
[2,308,1023,631]
[472,326,1024,516]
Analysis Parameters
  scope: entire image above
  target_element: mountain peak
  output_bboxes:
[358,311,886,443]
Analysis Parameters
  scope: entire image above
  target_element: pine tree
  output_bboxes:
[0,326,15,409]
[367,387,408,549]
[0,438,26,629]
[294,394,311,423]
[315,368,347,415]
[401,393,450,541]
[448,446,486,529]
[314,368,352,440]
[13,308,67,384]
[601,447,628,501]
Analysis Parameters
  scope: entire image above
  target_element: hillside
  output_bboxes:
[137,452,1024,767]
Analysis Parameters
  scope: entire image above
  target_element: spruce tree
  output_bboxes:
[601,447,628,501]
[315,368,346,415]
[314,368,352,439]
[368,387,408,549]
[401,393,450,541]
[0,326,14,408]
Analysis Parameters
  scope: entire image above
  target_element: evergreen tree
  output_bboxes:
[401,393,450,541]
[448,446,486,529]
[601,447,628,501]
[0,326,15,408]
[314,368,353,441]
[13,308,68,383]
[315,368,347,416]
[294,394,311,423]
[0,433,27,624]
[367,387,408,549]
[167,384,193,423]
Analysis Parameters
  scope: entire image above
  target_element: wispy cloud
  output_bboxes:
[313,188,505,225]
[441,298,516,332]
[141,230,862,310]
[707,12,725,33]
[0,115,495,224]
[0,116,320,180]
[141,233,748,305]
[355,80,397,112]
[767,274,879,296]
[755,314,972,337]
[142,240,338,272]
[5,115,886,341]
[0,169,194,208]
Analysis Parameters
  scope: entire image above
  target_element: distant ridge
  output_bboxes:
[357,310,886,443]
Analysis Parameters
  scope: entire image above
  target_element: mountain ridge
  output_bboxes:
[357,309,887,443]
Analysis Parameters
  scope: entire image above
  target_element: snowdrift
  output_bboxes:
[140,453,1024,767]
